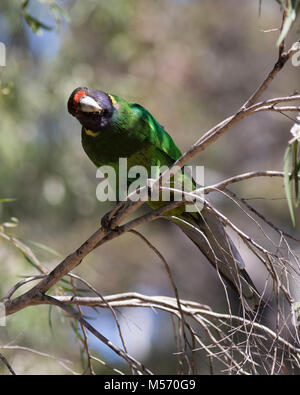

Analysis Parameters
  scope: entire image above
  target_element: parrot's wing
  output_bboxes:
[130,103,182,162]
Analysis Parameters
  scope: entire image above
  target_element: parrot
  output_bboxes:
[67,87,261,311]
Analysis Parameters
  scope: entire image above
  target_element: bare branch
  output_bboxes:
[40,294,153,375]
[203,170,300,194]
[0,352,16,375]
[26,292,300,362]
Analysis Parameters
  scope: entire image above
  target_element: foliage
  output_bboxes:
[0,0,299,375]
[276,0,300,46]
[21,0,69,34]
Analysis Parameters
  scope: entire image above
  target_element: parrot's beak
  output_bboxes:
[79,96,102,113]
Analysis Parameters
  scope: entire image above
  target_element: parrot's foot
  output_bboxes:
[101,211,120,232]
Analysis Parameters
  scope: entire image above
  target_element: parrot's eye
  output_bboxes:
[102,109,109,117]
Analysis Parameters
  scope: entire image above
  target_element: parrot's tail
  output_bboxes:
[173,209,261,311]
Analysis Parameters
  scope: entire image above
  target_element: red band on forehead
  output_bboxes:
[74,90,86,104]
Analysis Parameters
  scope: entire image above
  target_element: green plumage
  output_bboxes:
[81,96,183,179]
[68,88,260,310]
[82,95,193,213]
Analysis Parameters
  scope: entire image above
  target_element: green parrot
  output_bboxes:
[68,87,260,310]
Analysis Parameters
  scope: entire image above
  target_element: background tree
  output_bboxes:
[0,0,299,374]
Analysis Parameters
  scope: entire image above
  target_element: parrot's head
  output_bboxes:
[68,87,114,131]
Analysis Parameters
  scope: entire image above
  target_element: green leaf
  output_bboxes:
[284,145,296,226]
[22,0,30,11]
[71,320,85,343]
[0,198,17,203]
[2,223,17,228]
[50,3,70,27]
[276,0,300,46]
[258,0,262,16]
[277,9,296,46]
[275,0,286,7]
[25,239,62,258]
[294,300,300,311]
[24,12,53,34]
[48,305,54,332]
[2,216,19,228]
[59,284,90,294]
[21,252,43,272]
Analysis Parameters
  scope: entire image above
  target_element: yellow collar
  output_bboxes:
[109,94,117,106]
[84,128,99,137]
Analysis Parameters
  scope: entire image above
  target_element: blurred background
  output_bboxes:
[0,0,299,374]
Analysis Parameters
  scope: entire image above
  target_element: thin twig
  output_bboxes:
[0,352,16,375]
